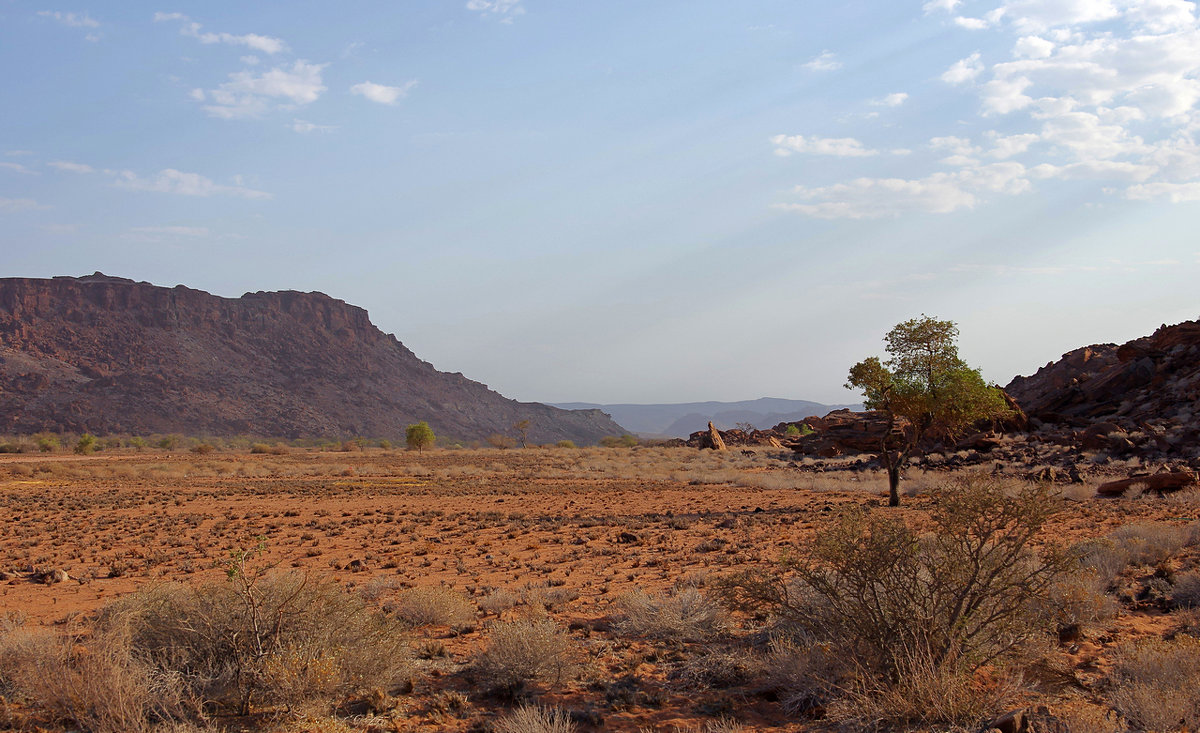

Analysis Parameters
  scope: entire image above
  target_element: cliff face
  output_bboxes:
[0,273,624,443]
[1005,319,1200,427]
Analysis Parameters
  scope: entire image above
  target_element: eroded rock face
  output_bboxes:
[1006,320,1200,428]
[0,273,626,443]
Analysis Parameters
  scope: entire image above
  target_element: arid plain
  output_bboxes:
[2,444,1198,732]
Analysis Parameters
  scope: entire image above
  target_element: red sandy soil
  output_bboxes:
[1,447,1196,732]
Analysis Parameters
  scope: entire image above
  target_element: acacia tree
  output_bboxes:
[846,316,1010,507]
[405,421,435,453]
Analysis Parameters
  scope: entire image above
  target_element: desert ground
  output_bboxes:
[1,444,1198,732]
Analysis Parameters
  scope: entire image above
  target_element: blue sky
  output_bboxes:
[3,0,1199,404]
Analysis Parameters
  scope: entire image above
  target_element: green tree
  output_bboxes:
[405,421,436,453]
[74,433,97,455]
[846,316,1010,507]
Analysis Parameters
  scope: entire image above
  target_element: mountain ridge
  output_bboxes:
[0,273,625,443]
[552,397,862,438]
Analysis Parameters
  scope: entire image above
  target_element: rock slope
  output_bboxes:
[0,273,625,443]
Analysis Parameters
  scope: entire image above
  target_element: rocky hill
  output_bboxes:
[0,274,625,443]
[552,397,861,437]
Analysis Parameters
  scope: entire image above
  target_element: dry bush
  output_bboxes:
[1107,636,1200,731]
[762,635,853,716]
[721,478,1064,676]
[1110,523,1187,566]
[478,588,522,615]
[474,617,575,696]
[1059,706,1123,733]
[616,587,728,642]
[678,647,760,689]
[1072,537,1130,588]
[496,704,576,733]
[0,623,193,733]
[108,570,412,716]
[1172,571,1200,608]
[389,586,476,632]
[826,647,1019,729]
[1037,568,1117,633]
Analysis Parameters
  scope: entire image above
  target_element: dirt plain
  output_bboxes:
[1,445,1198,732]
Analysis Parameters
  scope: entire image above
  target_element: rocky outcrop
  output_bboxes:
[0,273,626,443]
[1006,320,1200,428]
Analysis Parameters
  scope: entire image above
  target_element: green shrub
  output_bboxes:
[555,440,576,449]
[74,433,97,455]
[405,421,435,452]
[34,433,60,452]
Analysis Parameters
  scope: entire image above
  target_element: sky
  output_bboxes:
[2,0,1200,405]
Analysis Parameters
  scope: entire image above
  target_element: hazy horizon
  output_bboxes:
[3,1,1198,405]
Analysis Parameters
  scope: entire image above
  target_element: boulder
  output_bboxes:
[1096,470,1198,497]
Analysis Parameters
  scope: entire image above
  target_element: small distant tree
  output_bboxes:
[74,433,97,455]
[406,421,436,453]
[734,421,756,435]
[846,316,1010,507]
[513,419,531,449]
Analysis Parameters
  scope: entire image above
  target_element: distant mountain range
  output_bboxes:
[551,397,862,438]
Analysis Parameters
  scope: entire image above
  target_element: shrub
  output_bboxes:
[34,432,59,452]
[556,440,576,449]
[616,587,727,641]
[191,443,215,455]
[719,477,1065,677]
[1172,571,1200,609]
[1037,569,1116,633]
[599,434,639,448]
[107,567,412,716]
[496,704,576,733]
[1107,636,1200,731]
[0,623,192,733]
[389,586,476,632]
[487,433,516,449]
[474,617,574,696]
[74,433,97,455]
[1111,523,1187,566]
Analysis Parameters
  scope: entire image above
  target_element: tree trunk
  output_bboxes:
[888,465,901,507]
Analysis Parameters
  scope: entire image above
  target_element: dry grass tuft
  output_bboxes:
[616,587,727,642]
[474,617,575,696]
[496,704,577,733]
[1107,636,1200,731]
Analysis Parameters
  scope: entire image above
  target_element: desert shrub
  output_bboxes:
[487,433,516,449]
[0,623,192,733]
[762,634,853,716]
[107,567,412,716]
[473,617,574,696]
[721,478,1064,678]
[496,704,576,733]
[1107,636,1200,731]
[1111,523,1187,566]
[478,588,521,615]
[34,432,60,452]
[678,648,759,689]
[599,434,639,448]
[1036,568,1116,633]
[520,583,579,612]
[389,586,476,632]
[1172,571,1200,609]
[1072,537,1130,588]
[190,443,215,455]
[1058,707,1122,733]
[616,587,727,641]
[555,440,576,449]
[74,433,97,455]
[825,647,1019,728]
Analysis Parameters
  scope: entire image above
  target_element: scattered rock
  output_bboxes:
[1096,470,1198,497]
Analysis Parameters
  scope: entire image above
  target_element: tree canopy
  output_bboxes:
[405,421,435,453]
[846,316,1010,506]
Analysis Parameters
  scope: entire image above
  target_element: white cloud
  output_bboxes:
[777,162,1031,218]
[113,168,270,199]
[37,10,98,28]
[292,119,336,133]
[802,50,843,71]
[240,55,260,66]
[0,198,46,213]
[1000,0,1122,32]
[923,0,961,12]
[985,131,1041,158]
[350,80,417,105]
[48,160,95,173]
[942,52,984,83]
[201,61,327,119]
[871,92,909,106]
[981,76,1034,114]
[955,16,991,30]
[155,13,286,54]
[771,133,878,157]
[1013,35,1055,58]
[466,0,525,22]
[0,162,35,174]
